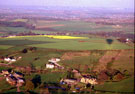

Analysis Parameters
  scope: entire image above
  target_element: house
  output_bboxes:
[6,75,17,85]
[80,77,98,85]
[4,57,16,63]
[72,69,82,78]
[46,58,64,69]
[16,78,25,86]
[48,58,60,63]
[46,63,55,69]
[117,38,130,43]
[60,78,78,85]
[1,70,10,75]
[13,72,24,78]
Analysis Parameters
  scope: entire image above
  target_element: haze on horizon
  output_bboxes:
[0,0,134,9]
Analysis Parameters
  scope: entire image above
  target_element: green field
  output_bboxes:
[95,77,134,93]
[0,36,133,50]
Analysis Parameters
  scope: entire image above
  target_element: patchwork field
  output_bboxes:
[0,18,134,94]
[35,20,134,33]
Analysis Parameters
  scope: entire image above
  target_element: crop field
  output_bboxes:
[0,26,29,36]
[0,39,53,46]
[12,18,28,22]
[0,35,133,50]
[35,20,134,33]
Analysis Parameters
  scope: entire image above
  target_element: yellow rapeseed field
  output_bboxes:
[43,35,88,39]
[4,35,88,39]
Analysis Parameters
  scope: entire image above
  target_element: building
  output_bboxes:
[4,57,16,63]
[46,63,55,69]
[80,77,98,85]
[48,58,60,63]
[46,58,64,69]
[13,72,24,78]
[1,70,10,75]
[16,78,25,86]
[60,79,78,85]
[6,75,17,85]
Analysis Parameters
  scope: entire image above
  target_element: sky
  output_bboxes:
[0,0,134,9]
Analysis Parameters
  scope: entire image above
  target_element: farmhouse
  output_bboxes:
[13,72,24,78]
[1,70,10,75]
[46,63,55,69]
[0,70,25,86]
[16,78,25,86]
[6,75,17,85]
[4,57,16,62]
[46,58,64,69]
[48,58,60,63]
[60,78,78,85]
[117,38,130,43]
[80,77,98,85]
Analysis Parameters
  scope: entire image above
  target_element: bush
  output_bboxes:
[25,80,34,91]
[22,49,28,53]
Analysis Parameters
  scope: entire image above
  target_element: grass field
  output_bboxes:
[94,77,134,93]
[25,72,67,83]
[111,50,134,74]
[0,39,53,46]
[0,35,133,50]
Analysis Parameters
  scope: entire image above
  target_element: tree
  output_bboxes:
[25,80,34,91]
[113,73,124,81]
[22,48,28,53]
[106,39,113,45]
[40,88,50,94]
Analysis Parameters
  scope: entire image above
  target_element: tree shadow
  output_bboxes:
[32,74,41,88]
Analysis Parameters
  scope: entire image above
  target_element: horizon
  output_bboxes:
[0,0,134,9]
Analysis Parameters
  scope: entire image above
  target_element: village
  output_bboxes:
[0,57,99,92]
[0,52,128,94]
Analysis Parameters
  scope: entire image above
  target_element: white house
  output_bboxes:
[4,58,16,62]
[46,64,55,69]
[48,58,60,63]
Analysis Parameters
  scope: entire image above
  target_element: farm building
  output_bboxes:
[13,72,24,78]
[80,77,98,85]
[4,57,16,62]
[60,78,78,85]
[6,75,17,85]
[1,70,10,75]
[46,58,64,69]
[46,63,55,69]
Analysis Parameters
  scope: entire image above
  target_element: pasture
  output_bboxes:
[95,77,134,93]
[0,35,133,50]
